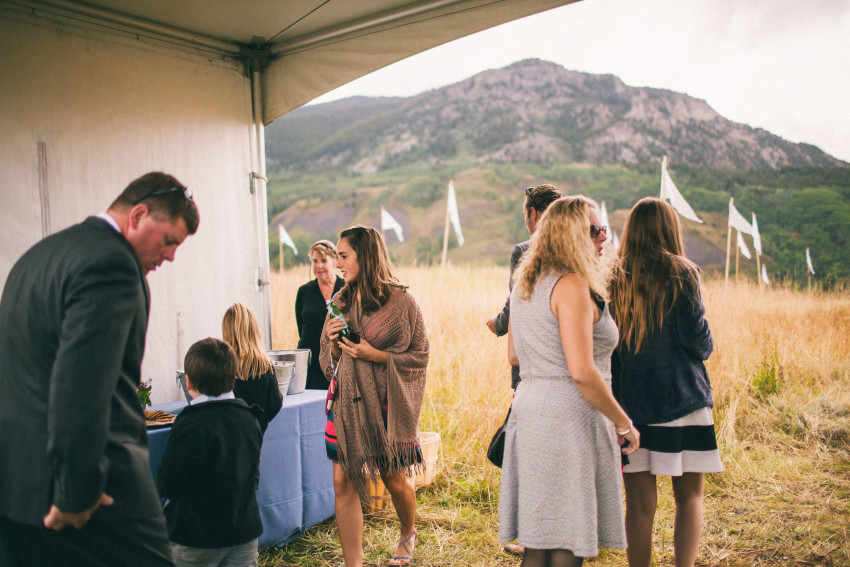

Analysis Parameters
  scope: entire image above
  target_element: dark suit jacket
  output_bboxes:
[0,216,162,526]
[492,240,530,389]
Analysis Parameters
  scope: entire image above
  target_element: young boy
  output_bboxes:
[157,338,268,567]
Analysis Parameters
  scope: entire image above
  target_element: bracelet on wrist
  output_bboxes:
[617,424,632,436]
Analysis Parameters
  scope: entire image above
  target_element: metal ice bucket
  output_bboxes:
[272,360,295,396]
[267,349,310,394]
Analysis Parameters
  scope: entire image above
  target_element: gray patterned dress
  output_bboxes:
[499,273,626,556]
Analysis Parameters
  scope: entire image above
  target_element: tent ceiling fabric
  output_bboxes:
[22,0,578,121]
[261,0,578,123]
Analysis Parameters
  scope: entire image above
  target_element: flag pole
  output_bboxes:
[735,231,740,282]
[724,198,733,286]
[440,183,451,271]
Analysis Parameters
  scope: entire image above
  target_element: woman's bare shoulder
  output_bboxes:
[550,273,592,316]
[552,272,589,295]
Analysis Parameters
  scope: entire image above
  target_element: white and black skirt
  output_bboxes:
[623,407,723,476]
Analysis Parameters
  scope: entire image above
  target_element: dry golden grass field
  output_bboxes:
[261,266,850,567]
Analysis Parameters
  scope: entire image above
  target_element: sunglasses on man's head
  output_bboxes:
[132,185,193,205]
[524,187,539,211]
[590,224,607,239]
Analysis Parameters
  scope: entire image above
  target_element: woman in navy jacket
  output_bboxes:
[610,197,722,567]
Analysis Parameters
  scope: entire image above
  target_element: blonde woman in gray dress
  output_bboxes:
[500,195,640,567]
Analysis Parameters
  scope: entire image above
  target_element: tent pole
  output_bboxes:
[440,192,451,271]
[252,67,273,350]
[735,233,739,282]
[724,198,733,286]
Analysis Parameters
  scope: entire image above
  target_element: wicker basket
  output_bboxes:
[364,476,395,514]
[413,431,441,489]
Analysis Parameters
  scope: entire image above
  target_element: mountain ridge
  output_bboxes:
[266,58,846,172]
[264,59,850,281]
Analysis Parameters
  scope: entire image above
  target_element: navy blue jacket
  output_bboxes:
[157,399,267,548]
[612,276,714,425]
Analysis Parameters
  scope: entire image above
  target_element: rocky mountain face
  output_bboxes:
[266,59,845,172]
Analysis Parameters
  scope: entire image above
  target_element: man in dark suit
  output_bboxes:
[0,172,200,567]
[487,184,563,389]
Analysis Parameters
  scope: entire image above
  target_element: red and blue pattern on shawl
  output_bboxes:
[326,400,421,465]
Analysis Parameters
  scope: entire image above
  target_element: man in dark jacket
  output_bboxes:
[0,172,199,567]
[485,183,561,558]
[487,184,562,389]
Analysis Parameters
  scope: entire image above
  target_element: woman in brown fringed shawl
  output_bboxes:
[319,226,429,567]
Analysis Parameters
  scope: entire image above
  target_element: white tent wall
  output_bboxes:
[0,10,267,403]
[1,0,581,403]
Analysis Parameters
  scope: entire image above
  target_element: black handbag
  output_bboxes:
[486,404,511,468]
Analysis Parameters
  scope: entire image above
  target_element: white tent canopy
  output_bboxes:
[11,0,576,123]
[1,0,576,402]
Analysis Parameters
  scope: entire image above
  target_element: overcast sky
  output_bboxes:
[310,0,850,164]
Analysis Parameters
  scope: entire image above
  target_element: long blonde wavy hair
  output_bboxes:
[514,195,611,303]
[609,197,700,353]
[222,303,272,381]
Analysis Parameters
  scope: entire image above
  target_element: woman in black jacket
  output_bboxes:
[609,197,722,567]
[223,303,283,423]
[295,240,345,389]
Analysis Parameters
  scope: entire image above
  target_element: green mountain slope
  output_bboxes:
[265,60,850,283]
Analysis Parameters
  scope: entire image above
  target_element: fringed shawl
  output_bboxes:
[319,287,429,500]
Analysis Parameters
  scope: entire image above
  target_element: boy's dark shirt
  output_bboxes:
[157,399,267,548]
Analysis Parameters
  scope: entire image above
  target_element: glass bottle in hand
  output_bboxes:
[325,299,360,343]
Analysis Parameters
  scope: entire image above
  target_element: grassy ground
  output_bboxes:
[262,266,850,566]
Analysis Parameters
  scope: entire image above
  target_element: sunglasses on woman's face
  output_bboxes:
[590,224,607,239]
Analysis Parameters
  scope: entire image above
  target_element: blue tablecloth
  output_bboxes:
[147,389,334,548]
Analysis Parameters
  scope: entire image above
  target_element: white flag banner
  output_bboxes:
[380,208,405,242]
[737,231,752,259]
[600,201,610,233]
[806,247,815,275]
[661,166,703,223]
[761,264,771,285]
[728,199,753,235]
[611,230,620,250]
[751,213,762,255]
[278,224,298,255]
[447,181,464,246]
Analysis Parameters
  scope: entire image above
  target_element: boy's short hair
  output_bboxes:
[184,338,237,396]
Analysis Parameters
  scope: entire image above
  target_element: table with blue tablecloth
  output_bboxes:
[147,389,334,548]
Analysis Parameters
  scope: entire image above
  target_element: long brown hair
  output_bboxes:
[336,225,405,314]
[609,197,701,353]
[514,195,612,302]
[221,303,272,381]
